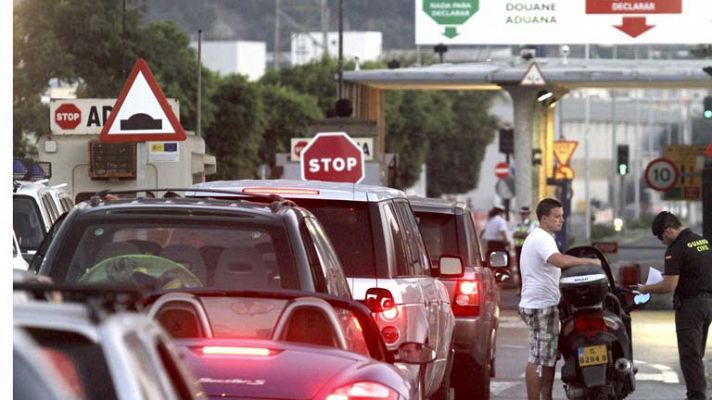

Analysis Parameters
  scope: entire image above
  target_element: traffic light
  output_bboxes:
[617,144,629,176]
[704,96,712,119]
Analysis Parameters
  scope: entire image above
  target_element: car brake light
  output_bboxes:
[200,346,276,356]
[452,279,481,317]
[381,326,400,345]
[325,382,399,400]
[242,187,320,196]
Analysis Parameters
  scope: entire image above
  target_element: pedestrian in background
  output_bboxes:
[513,206,538,292]
[519,198,601,400]
[481,206,510,262]
[638,211,712,400]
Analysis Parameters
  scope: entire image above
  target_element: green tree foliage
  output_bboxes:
[13,0,214,155]
[260,85,323,166]
[385,91,454,189]
[205,75,265,179]
[261,58,339,116]
[136,20,217,132]
[426,91,500,196]
[13,0,138,154]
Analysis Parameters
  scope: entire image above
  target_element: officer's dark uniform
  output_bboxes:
[663,228,712,400]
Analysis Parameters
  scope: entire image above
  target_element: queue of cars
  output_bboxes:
[16,180,506,400]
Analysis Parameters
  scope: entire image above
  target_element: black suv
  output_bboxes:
[30,191,352,299]
[410,196,510,400]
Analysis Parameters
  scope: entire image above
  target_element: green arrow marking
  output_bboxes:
[443,26,459,38]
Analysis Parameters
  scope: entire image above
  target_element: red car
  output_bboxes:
[146,288,437,400]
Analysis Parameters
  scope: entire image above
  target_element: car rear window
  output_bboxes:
[54,219,299,291]
[294,200,377,278]
[200,297,288,339]
[13,196,46,252]
[25,328,118,400]
[416,212,459,266]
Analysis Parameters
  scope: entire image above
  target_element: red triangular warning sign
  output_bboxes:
[99,58,186,143]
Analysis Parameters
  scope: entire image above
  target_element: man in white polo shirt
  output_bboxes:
[519,198,601,400]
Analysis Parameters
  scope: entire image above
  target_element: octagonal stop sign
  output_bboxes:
[301,132,364,183]
[55,103,82,130]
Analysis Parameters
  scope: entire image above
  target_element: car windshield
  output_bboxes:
[13,196,46,252]
[416,212,459,266]
[58,220,298,291]
[295,200,376,278]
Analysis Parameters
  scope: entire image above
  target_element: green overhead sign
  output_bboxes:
[423,0,479,38]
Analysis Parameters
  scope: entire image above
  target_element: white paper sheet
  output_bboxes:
[646,267,664,285]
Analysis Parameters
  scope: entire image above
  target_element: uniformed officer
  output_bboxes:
[638,211,712,400]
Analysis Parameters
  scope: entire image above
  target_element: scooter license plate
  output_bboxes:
[577,345,608,367]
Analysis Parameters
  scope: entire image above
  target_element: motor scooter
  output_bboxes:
[558,246,651,400]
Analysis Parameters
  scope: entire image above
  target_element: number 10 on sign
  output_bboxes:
[644,158,679,192]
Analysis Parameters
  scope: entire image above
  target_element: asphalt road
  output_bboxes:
[490,287,711,399]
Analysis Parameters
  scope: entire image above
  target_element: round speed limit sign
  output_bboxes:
[644,158,679,191]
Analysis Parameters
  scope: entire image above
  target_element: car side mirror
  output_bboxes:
[489,250,509,268]
[633,292,651,306]
[363,287,395,313]
[438,255,464,277]
[396,342,436,364]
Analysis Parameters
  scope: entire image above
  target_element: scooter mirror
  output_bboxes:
[633,292,651,305]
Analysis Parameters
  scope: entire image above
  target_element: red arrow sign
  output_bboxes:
[587,0,681,14]
[615,17,655,38]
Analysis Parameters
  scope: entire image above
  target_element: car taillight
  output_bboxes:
[325,382,399,400]
[574,313,606,333]
[451,279,481,317]
[199,346,277,356]
[381,326,400,345]
[242,187,320,196]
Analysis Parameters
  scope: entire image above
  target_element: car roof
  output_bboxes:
[14,300,151,342]
[408,196,467,214]
[69,196,305,220]
[191,179,406,202]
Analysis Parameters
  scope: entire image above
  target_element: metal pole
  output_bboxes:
[611,90,618,221]
[584,44,591,242]
[197,29,202,138]
[321,0,329,57]
[122,0,127,77]
[274,0,281,71]
[337,0,344,99]
[633,90,640,220]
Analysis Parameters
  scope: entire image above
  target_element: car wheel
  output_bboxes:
[453,361,490,400]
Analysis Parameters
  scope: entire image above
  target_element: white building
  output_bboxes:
[290,31,382,66]
[191,40,266,81]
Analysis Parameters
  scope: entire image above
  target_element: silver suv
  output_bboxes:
[191,179,456,399]
[13,180,73,262]
[14,285,206,400]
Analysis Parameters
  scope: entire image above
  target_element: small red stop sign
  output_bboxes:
[55,103,82,130]
[301,132,364,183]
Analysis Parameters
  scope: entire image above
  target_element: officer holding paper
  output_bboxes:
[637,211,712,400]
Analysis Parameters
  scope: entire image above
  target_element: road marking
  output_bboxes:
[499,315,526,328]
[490,381,519,395]
[500,344,527,349]
[638,362,679,383]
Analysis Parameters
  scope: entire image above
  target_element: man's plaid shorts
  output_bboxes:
[519,306,560,367]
